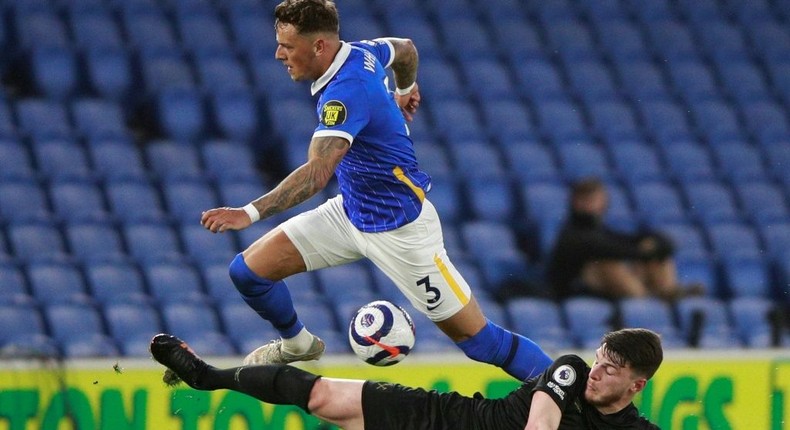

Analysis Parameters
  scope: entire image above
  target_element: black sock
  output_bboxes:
[200,364,320,413]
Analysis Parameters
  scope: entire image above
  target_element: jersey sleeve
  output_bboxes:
[313,77,372,144]
[350,39,395,69]
[531,355,588,412]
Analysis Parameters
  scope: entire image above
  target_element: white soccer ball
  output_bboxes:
[348,300,416,366]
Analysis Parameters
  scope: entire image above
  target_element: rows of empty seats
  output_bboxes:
[0,0,788,358]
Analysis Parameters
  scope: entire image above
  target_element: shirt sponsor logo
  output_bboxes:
[553,364,576,387]
[321,100,347,126]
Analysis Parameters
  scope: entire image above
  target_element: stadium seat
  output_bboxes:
[481,100,536,142]
[543,20,598,61]
[122,222,183,263]
[562,296,616,348]
[209,90,260,142]
[660,141,716,182]
[180,223,238,265]
[32,138,94,181]
[145,140,204,181]
[464,178,516,223]
[215,178,270,208]
[720,255,771,299]
[160,179,219,223]
[8,221,69,263]
[45,303,118,357]
[49,180,110,223]
[680,181,741,225]
[603,181,638,231]
[615,61,671,102]
[587,101,642,142]
[619,297,685,347]
[630,181,688,225]
[142,261,209,304]
[201,140,260,182]
[0,303,58,358]
[733,181,789,225]
[218,301,279,354]
[688,100,745,143]
[27,261,91,305]
[555,141,612,181]
[566,60,620,102]
[315,263,375,297]
[194,52,250,92]
[138,50,196,94]
[226,5,277,54]
[16,98,73,139]
[175,9,232,55]
[747,22,790,63]
[414,141,453,177]
[514,58,567,102]
[88,138,147,181]
[741,101,790,144]
[506,298,573,351]
[201,262,239,304]
[666,59,720,103]
[449,141,507,179]
[757,222,790,261]
[476,248,536,295]
[596,20,650,62]
[489,17,543,62]
[161,302,236,355]
[460,221,519,261]
[717,60,771,104]
[729,297,777,347]
[428,100,487,141]
[645,20,700,60]
[676,253,719,297]
[121,7,179,52]
[64,222,126,263]
[675,296,740,348]
[434,17,492,60]
[0,140,35,181]
[71,98,128,140]
[84,261,149,305]
[607,141,665,184]
[0,263,32,305]
[0,102,18,139]
[535,101,589,143]
[105,179,168,223]
[504,142,561,184]
[295,300,340,335]
[458,59,518,102]
[104,301,164,356]
[520,182,569,254]
[659,222,709,259]
[637,100,693,144]
[0,180,51,223]
[13,8,70,51]
[705,222,762,260]
[710,141,768,182]
[247,53,306,100]
[339,14,386,42]
[69,8,125,51]
[424,175,463,224]
[29,46,79,100]
[84,48,133,101]
[156,88,207,141]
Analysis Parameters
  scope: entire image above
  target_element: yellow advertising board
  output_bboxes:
[0,352,788,429]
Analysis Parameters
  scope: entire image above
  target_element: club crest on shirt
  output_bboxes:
[552,365,576,387]
[321,100,347,126]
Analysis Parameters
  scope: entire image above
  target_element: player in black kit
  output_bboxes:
[150,328,661,429]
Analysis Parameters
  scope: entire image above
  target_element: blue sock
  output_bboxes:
[456,319,552,380]
[228,253,304,339]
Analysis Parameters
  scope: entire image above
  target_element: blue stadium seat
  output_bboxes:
[464,178,516,223]
[660,141,716,182]
[434,17,492,60]
[218,301,279,354]
[121,8,179,52]
[29,46,79,100]
[201,140,260,182]
[0,101,18,139]
[161,302,236,355]
[266,98,317,143]
[741,101,790,144]
[579,0,629,23]
[449,141,507,179]
[596,20,650,62]
[8,221,69,263]
[520,181,569,254]
[209,90,259,142]
[428,100,487,141]
[414,141,452,177]
[340,14,386,42]
[460,221,518,261]
[122,222,183,263]
[555,141,612,181]
[27,261,91,305]
[716,60,771,104]
[175,9,232,55]
[666,59,719,103]
[489,18,543,62]
[0,263,32,305]
[504,142,561,184]
[514,58,567,102]
[104,301,164,356]
[215,178,270,208]
[645,20,700,60]
[587,101,642,142]
[201,262,239,304]
[562,296,616,348]
[681,181,741,225]
[603,181,638,231]
[417,58,467,102]
[536,101,589,142]
[161,179,219,223]
[142,261,209,304]
[69,8,125,50]
[676,253,719,296]
[64,221,126,263]
[49,180,110,223]
[424,175,463,224]
[619,297,685,348]
[295,300,340,335]
[747,22,790,63]
[156,88,207,141]
[180,223,238,266]
[16,99,73,139]
[226,6,276,54]
[315,263,375,297]
[757,222,790,261]
[88,138,148,181]
[710,141,768,182]
[247,53,306,100]
[477,249,535,296]
[13,8,70,50]
[458,59,518,102]
[45,303,118,358]
[0,303,58,358]
[676,0,724,23]
[0,180,52,223]
[720,255,771,299]
[688,100,744,143]
[32,138,94,181]
[625,0,675,23]
[768,61,790,107]
[637,100,693,144]
[84,48,133,101]
[729,297,776,347]
[194,52,250,92]
[138,50,196,94]
[607,141,665,184]
[0,141,36,181]
[145,140,204,181]
[614,60,671,101]
[543,20,598,61]
[482,100,536,143]
[659,222,709,259]
[705,222,762,260]
[676,296,740,348]
[84,261,149,305]
[105,179,168,223]
[71,98,128,140]
[630,181,688,225]
[506,298,573,351]
[565,60,620,102]
[733,181,789,225]
[693,21,748,61]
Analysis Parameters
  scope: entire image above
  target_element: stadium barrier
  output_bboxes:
[1,350,788,429]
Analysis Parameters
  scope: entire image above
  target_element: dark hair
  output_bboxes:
[570,177,605,200]
[274,0,339,35]
[601,328,663,379]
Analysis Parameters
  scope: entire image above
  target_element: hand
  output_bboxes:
[394,82,421,122]
[200,207,253,233]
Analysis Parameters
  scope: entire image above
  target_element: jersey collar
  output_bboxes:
[311,42,352,96]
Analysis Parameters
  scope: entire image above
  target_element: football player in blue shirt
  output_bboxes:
[200,0,551,381]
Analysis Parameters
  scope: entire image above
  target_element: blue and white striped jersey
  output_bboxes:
[310,39,431,233]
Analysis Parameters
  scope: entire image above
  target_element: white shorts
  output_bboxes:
[280,195,472,321]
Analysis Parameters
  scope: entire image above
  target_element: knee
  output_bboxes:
[229,253,271,295]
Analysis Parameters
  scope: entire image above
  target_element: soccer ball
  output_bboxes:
[348,300,416,366]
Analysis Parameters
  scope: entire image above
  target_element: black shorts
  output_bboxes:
[361,381,527,430]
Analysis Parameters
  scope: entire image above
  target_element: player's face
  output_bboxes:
[275,23,319,81]
[584,347,644,414]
